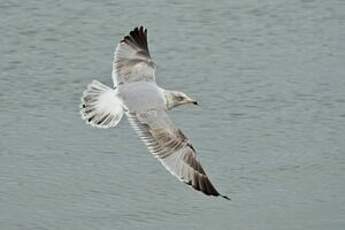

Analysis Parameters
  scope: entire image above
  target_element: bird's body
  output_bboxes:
[119,81,165,113]
[80,26,229,200]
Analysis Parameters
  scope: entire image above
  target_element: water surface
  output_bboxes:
[1,0,345,229]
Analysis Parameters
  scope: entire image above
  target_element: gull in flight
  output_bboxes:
[80,26,229,200]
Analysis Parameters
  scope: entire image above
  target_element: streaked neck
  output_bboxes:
[161,89,175,110]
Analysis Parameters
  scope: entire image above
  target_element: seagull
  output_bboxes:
[80,26,229,200]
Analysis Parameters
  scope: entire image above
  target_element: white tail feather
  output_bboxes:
[80,80,124,128]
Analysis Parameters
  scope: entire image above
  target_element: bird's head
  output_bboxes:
[165,90,198,110]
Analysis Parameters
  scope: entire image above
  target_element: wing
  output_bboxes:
[127,110,229,199]
[112,26,156,87]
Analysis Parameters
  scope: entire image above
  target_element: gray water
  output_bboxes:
[1,0,345,229]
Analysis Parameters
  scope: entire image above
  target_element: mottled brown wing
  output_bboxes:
[112,26,156,86]
[127,110,229,199]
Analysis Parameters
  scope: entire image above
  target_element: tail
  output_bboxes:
[80,80,124,128]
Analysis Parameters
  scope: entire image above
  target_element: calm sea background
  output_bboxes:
[1,0,345,229]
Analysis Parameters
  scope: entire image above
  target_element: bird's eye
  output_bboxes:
[177,96,184,101]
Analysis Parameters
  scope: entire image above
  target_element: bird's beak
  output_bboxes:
[192,100,199,106]
[185,96,199,106]
[187,98,199,106]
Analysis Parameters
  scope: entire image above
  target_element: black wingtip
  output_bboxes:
[121,26,150,57]
[221,195,231,201]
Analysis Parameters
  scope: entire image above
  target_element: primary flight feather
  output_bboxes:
[80,26,229,200]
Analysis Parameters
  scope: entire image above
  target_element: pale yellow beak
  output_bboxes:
[186,98,199,106]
